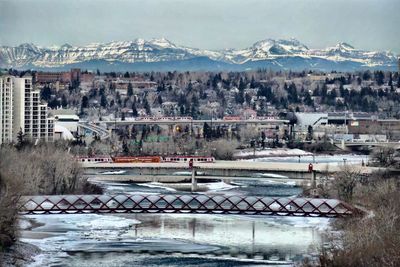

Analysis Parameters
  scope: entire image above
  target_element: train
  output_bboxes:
[134,116,193,121]
[222,116,278,121]
[126,116,278,121]
[77,155,215,164]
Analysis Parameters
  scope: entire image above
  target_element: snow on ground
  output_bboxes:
[235,148,312,158]
[251,154,368,165]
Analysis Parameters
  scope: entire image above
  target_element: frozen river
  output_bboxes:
[20,176,334,266]
[21,154,366,266]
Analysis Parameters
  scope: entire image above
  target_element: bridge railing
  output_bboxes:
[19,194,358,217]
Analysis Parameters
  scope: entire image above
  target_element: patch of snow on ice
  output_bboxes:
[141,182,177,192]
[76,216,141,230]
[205,181,238,192]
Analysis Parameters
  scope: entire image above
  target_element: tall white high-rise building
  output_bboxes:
[0,74,54,144]
[0,75,14,145]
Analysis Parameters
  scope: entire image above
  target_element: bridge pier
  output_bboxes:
[191,167,197,192]
[311,170,317,188]
[341,140,346,150]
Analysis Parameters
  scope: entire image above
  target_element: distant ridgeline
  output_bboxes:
[0,38,398,71]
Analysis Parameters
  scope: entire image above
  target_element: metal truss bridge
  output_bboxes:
[20,194,359,217]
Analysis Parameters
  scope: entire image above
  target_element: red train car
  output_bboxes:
[223,116,241,121]
[112,156,161,163]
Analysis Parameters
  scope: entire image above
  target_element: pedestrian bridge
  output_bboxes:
[20,194,359,217]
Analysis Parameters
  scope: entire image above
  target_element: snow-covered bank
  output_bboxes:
[234,148,312,159]
[249,154,368,165]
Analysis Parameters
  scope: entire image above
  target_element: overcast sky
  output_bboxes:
[0,0,399,53]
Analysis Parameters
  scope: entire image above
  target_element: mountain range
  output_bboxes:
[0,38,398,72]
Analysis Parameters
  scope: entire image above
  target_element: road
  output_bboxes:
[78,122,110,140]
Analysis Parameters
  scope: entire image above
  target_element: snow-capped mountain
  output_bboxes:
[0,38,398,71]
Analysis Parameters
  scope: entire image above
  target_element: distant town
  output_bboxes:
[1,66,400,154]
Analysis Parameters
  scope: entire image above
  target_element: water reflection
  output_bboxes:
[23,213,329,266]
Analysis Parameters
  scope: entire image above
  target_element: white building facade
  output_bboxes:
[0,76,14,144]
[0,75,54,144]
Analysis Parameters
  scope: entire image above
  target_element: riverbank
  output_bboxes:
[0,241,40,266]
[0,217,44,266]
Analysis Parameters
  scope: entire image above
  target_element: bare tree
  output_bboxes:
[332,165,361,202]
[371,146,397,167]
[207,139,238,160]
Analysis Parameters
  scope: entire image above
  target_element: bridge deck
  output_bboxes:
[83,161,378,176]
[20,194,358,217]
[83,161,340,172]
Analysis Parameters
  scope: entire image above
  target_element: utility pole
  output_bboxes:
[210,110,213,138]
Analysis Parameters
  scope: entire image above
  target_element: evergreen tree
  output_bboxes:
[388,72,393,87]
[132,103,138,117]
[287,83,299,103]
[362,71,371,80]
[250,76,256,88]
[40,85,52,101]
[122,140,129,155]
[16,128,26,150]
[203,122,211,139]
[61,94,68,108]
[313,85,321,96]
[187,82,193,92]
[179,105,185,115]
[157,95,163,105]
[375,71,385,86]
[245,93,251,106]
[100,94,107,108]
[397,75,400,88]
[143,98,151,115]
[238,78,246,91]
[303,91,314,106]
[127,82,133,97]
[306,125,313,141]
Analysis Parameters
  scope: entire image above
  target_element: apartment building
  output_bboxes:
[0,75,54,144]
[0,75,13,144]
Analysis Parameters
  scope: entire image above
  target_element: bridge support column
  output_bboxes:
[341,140,345,150]
[191,168,197,192]
[311,171,317,188]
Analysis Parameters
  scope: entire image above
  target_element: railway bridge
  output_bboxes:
[20,194,360,217]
